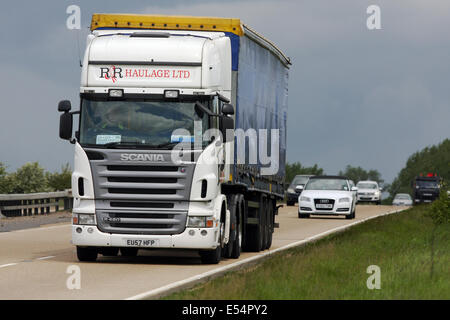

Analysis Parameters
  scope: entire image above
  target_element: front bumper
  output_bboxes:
[72,225,220,249]
[298,201,352,215]
[357,195,380,202]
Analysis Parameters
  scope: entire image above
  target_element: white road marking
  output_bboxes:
[0,263,18,269]
[126,208,407,300]
[36,256,56,261]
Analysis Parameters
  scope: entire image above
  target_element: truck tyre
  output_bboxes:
[246,195,264,252]
[77,246,98,262]
[265,200,274,249]
[231,194,244,259]
[120,247,139,257]
[223,194,239,258]
[262,197,270,250]
[298,213,310,218]
[287,201,294,206]
[199,246,222,264]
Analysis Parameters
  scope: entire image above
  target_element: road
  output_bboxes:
[0,205,407,299]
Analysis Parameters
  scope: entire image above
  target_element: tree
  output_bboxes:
[0,162,14,194]
[338,165,384,184]
[388,139,450,197]
[10,162,50,194]
[46,163,72,191]
[286,162,324,184]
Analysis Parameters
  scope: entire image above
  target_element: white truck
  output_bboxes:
[58,14,290,264]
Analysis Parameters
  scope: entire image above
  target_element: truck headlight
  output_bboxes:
[75,214,96,225]
[187,216,215,228]
[300,196,311,202]
[287,188,295,193]
[339,197,350,203]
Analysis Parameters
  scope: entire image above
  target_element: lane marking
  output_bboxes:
[126,208,407,300]
[36,256,56,261]
[0,263,18,269]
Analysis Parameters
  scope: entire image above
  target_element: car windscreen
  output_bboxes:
[305,179,349,191]
[290,176,309,187]
[394,194,411,200]
[356,183,377,189]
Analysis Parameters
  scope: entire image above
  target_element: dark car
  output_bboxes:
[286,175,313,206]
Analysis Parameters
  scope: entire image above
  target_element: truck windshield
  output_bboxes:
[79,98,210,148]
[416,180,439,188]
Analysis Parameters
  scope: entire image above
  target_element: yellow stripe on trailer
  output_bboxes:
[91,14,244,36]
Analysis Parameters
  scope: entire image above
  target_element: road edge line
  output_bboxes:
[126,208,407,300]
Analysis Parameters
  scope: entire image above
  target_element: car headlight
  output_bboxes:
[339,197,350,203]
[187,216,215,228]
[74,214,96,225]
[300,196,311,202]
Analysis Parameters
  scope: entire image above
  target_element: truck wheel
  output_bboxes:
[298,213,310,218]
[223,194,239,258]
[199,246,222,264]
[100,247,119,257]
[200,218,224,264]
[231,194,244,259]
[120,248,139,257]
[76,246,98,262]
[287,201,294,206]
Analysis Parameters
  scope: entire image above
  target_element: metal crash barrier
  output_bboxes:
[0,190,72,218]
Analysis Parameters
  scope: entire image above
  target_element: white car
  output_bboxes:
[298,176,357,219]
[356,181,382,205]
[392,193,413,206]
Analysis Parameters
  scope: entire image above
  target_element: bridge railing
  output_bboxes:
[0,190,73,218]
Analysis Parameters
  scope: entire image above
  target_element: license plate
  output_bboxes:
[124,239,159,247]
[424,194,432,196]
[316,204,333,209]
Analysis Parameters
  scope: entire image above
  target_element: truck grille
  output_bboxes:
[87,149,196,235]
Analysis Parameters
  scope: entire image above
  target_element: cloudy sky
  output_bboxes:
[0,0,449,183]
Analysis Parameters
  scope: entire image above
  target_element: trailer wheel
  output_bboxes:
[76,246,98,262]
[265,200,274,250]
[246,194,264,252]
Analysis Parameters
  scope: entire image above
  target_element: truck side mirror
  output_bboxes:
[222,103,234,116]
[220,116,234,143]
[59,112,73,140]
[58,100,72,112]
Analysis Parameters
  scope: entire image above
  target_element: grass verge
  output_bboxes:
[165,205,449,299]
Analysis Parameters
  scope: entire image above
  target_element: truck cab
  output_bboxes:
[412,174,441,204]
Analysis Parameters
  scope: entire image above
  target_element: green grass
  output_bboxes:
[165,205,449,299]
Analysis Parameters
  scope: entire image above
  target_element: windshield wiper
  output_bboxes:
[103,141,141,148]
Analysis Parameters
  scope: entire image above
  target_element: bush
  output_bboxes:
[46,163,72,191]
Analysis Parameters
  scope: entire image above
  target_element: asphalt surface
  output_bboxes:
[0,204,407,300]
